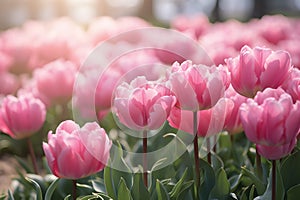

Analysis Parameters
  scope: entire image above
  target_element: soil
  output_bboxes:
[0,155,20,193]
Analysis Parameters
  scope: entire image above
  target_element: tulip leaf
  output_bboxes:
[169,168,188,198]
[64,194,71,200]
[117,178,132,200]
[281,150,300,192]
[7,190,14,200]
[25,177,43,200]
[0,195,6,200]
[176,180,194,200]
[92,179,106,193]
[104,166,117,199]
[155,179,170,200]
[254,162,284,200]
[241,166,265,195]
[286,184,300,200]
[199,158,215,200]
[208,168,230,200]
[45,178,60,200]
[131,172,150,200]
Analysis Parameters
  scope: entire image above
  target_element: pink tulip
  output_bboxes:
[168,60,226,111]
[168,98,233,137]
[223,85,248,134]
[171,14,210,39]
[0,72,20,95]
[256,139,297,160]
[114,76,176,131]
[282,68,300,102]
[226,45,292,97]
[0,95,46,139]
[43,120,112,179]
[240,88,300,159]
[33,59,77,106]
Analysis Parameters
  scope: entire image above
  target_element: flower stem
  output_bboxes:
[193,111,200,188]
[256,146,263,180]
[272,160,276,200]
[143,130,148,187]
[72,179,77,200]
[27,138,38,174]
[207,138,211,165]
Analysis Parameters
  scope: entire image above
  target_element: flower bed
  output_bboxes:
[0,14,300,199]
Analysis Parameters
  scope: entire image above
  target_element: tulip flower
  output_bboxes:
[168,60,226,111]
[114,76,176,132]
[33,59,77,107]
[43,120,112,179]
[226,45,292,98]
[0,95,46,139]
[168,60,226,189]
[240,88,300,151]
[114,76,176,187]
[0,94,46,174]
[223,85,248,135]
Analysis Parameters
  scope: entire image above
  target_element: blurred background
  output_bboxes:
[1,0,300,30]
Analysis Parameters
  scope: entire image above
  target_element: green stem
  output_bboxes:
[143,130,148,187]
[27,138,38,174]
[193,111,200,188]
[73,179,77,200]
[256,146,263,180]
[272,160,276,200]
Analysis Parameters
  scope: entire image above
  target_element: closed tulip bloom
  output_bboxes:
[114,76,176,131]
[43,120,112,179]
[168,60,225,111]
[240,88,300,159]
[226,45,292,98]
[33,59,77,106]
[0,95,46,139]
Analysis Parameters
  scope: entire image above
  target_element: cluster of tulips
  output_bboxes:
[0,14,300,199]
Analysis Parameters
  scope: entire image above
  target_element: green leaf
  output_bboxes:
[254,162,284,200]
[286,184,300,200]
[45,178,60,200]
[199,158,215,200]
[77,194,103,200]
[208,168,230,200]
[169,168,188,198]
[7,190,14,200]
[176,180,194,200]
[229,174,242,191]
[92,179,106,193]
[104,166,116,199]
[241,166,266,195]
[117,178,132,200]
[155,180,170,200]
[64,194,71,200]
[131,173,150,200]
[25,177,43,200]
[107,142,132,195]
[281,150,300,191]
[0,194,6,200]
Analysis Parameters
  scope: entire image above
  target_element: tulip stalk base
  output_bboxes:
[27,138,38,174]
[193,111,200,188]
[256,147,263,180]
[72,180,77,200]
[207,138,211,165]
[143,130,148,188]
[272,160,276,200]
